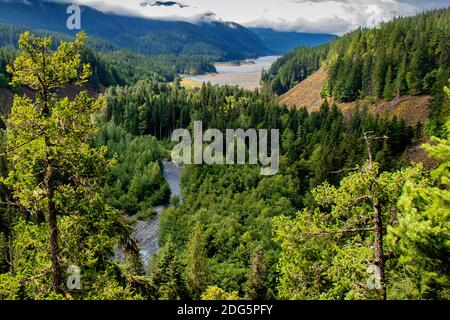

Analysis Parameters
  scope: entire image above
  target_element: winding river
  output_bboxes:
[133,160,183,268]
[129,59,281,267]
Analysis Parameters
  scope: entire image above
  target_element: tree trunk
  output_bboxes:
[45,137,63,294]
[373,201,386,300]
[8,236,14,277]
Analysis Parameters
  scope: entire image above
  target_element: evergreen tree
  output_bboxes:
[407,36,427,95]
[373,50,387,98]
[244,245,267,300]
[383,65,395,101]
[184,223,209,299]
[4,32,102,294]
[387,83,450,299]
[149,238,186,300]
[0,32,138,299]
[396,54,408,97]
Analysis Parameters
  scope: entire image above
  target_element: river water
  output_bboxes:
[187,55,280,89]
[129,58,281,267]
[133,160,183,269]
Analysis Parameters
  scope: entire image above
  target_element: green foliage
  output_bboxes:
[104,80,414,178]
[103,51,216,83]
[244,245,267,300]
[0,23,217,87]
[274,163,426,299]
[262,45,328,94]
[201,286,241,300]
[95,124,170,217]
[0,32,140,299]
[184,223,210,299]
[148,238,186,300]
[387,91,450,299]
[0,0,269,61]
[146,93,414,298]
[263,8,450,134]
[0,24,447,301]
[0,232,6,274]
[159,164,294,296]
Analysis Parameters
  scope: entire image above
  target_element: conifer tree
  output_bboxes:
[184,223,209,298]
[383,65,395,101]
[3,32,105,294]
[372,50,387,98]
[395,54,408,97]
[387,82,450,299]
[244,245,267,300]
[149,238,186,300]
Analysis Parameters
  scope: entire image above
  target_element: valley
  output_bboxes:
[0,1,448,302]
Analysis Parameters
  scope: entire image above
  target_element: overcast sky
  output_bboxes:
[72,0,450,35]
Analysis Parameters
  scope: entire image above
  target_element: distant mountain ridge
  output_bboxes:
[0,0,269,60]
[250,28,337,54]
[0,0,341,61]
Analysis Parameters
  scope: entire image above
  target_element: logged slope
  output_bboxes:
[280,67,431,125]
[280,68,328,111]
[0,0,269,60]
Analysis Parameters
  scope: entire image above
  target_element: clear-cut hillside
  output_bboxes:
[279,68,431,126]
[279,68,328,112]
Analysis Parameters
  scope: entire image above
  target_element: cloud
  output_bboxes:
[247,16,353,35]
[13,0,448,35]
[247,0,449,34]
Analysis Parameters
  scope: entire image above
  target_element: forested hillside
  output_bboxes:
[0,23,216,88]
[263,8,450,135]
[100,77,448,300]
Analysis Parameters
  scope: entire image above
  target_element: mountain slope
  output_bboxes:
[250,28,337,54]
[280,68,328,111]
[0,0,269,60]
[280,67,431,125]
[266,7,450,134]
[0,22,218,83]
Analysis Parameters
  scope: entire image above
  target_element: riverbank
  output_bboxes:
[133,160,183,269]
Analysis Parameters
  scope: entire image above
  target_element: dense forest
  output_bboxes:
[101,74,447,300]
[0,7,449,301]
[263,8,450,136]
[94,124,171,219]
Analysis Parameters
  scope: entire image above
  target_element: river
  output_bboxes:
[133,160,183,269]
[129,58,281,267]
[187,55,280,90]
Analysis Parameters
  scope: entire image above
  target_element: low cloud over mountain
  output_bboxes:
[9,0,449,35]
